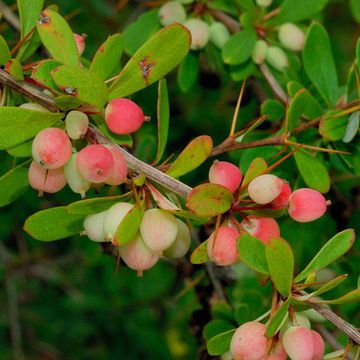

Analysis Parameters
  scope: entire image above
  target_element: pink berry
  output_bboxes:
[240,216,280,244]
[207,226,239,266]
[311,330,325,360]
[105,98,145,135]
[282,326,314,360]
[248,174,284,204]
[270,182,292,210]
[104,144,128,186]
[28,160,67,195]
[74,33,85,56]
[288,188,328,223]
[119,233,159,276]
[209,160,242,193]
[76,144,114,183]
[32,127,72,169]
[268,340,287,360]
[230,321,267,360]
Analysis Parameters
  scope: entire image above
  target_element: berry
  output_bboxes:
[288,188,328,222]
[105,98,145,135]
[248,174,284,204]
[209,22,230,49]
[209,160,242,193]
[278,23,305,52]
[74,33,85,55]
[268,340,287,360]
[140,209,178,253]
[207,226,239,266]
[230,321,267,360]
[282,326,314,360]
[83,210,107,242]
[240,216,280,244]
[32,127,72,169]
[64,152,91,198]
[256,0,273,7]
[311,330,325,360]
[19,103,48,111]
[270,182,291,210]
[119,233,159,276]
[280,312,311,338]
[76,144,114,183]
[164,218,191,258]
[103,202,134,242]
[266,46,289,72]
[65,110,89,140]
[104,144,128,186]
[252,40,268,65]
[158,1,186,27]
[183,19,210,50]
[28,160,67,195]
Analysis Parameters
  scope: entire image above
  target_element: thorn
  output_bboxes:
[229,80,246,137]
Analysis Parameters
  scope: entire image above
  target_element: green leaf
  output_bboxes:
[154,79,169,164]
[0,35,11,65]
[357,38,360,76]
[222,29,256,65]
[98,123,133,148]
[207,329,236,356]
[288,88,323,130]
[266,238,294,298]
[211,302,234,322]
[6,139,32,158]
[66,194,132,216]
[123,9,161,56]
[234,0,256,13]
[293,149,330,194]
[319,114,348,141]
[0,107,63,149]
[31,59,62,90]
[37,9,79,66]
[204,320,234,341]
[51,65,108,109]
[177,52,199,92]
[190,240,209,264]
[270,0,328,24]
[237,233,269,274]
[303,23,338,107]
[313,288,360,305]
[350,0,360,24]
[90,34,124,81]
[186,184,233,217]
[229,60,256,82]
[54,95,83,112]
[24,206,84,241]
[295,229,356,283]
[234,304,250,325]
[266,296,292,337]
[241,157,267,189]
[109,24,191,99]
[0,164,29,207]
[261,99,285,121]
[166,135,213,178]
[343,111,360,143]
[115,205,143,245]
[5,59,24,80]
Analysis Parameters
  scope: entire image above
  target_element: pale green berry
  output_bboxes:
[19,103,49,111]
[265,46,289,72]
[252,40,268,65]
[159,1,186,27]
[83,211,107,242]
[184,19,210,50]
[209,22,230,49]
[164,219,191,258]
[65,110,89,140]
[64,152,91,198]
[103,202,134,242]
[140,209,178,253]
[256,0,273,7]
[278,23,305,52]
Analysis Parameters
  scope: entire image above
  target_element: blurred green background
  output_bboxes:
[0,0,359,359]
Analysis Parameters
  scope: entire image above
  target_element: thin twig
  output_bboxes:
[0,1,20,31]
[259,64,288,103]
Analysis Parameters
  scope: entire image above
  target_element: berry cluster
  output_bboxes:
[230,317,325,360]
[206,161,329,267]
[83,205,191,276]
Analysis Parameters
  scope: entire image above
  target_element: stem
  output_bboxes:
[259,64,288,103]
[0,1,20,31]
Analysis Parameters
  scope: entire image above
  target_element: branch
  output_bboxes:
[0,1,20,31]
[259,64,289,103]
[0,47,359,347]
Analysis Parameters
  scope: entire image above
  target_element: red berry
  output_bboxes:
[207,226,239,266]
[311,330,325,360]
[240,216,280,244]
[76,144,114,183]
[104,144,128,186]
[230,321,267,360]
[268,340,287,360]
[248,174,284,204]
[288,188,328,222]
[282,326,314,360]
[32,127,72,169]
[105,98,145,135]
[28,160,67,195]
[270,182,291,210]
[209,160,242,193]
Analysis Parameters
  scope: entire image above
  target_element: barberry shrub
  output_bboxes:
[0,0,359,358]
